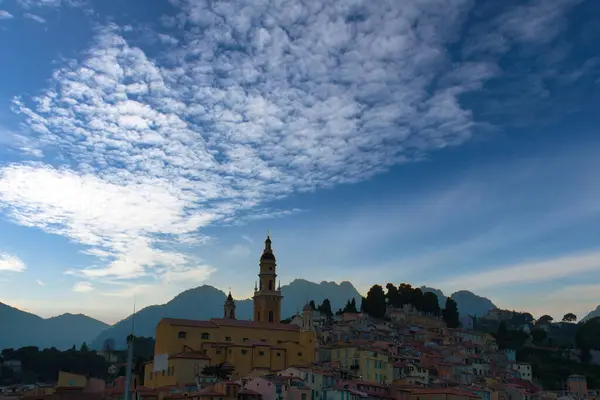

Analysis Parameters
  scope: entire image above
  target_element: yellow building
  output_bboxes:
[145,236,317,388]
[330,344,392,384]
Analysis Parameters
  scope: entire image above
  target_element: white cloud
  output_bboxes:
[0,10,13,19]
[72,281,93,292]
[434,250,600,292]
[224,244,252,259]
[17,0,84,8]
[24,12,46,23]
[241,235,253,244]
[36,279,45,286]
[1,0,582,286]
[0,252,25,272]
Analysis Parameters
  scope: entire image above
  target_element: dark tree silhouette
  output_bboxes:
[442,297,460,328]
[201,362,234,380]
[422,292,440,316]
[531,328,547,344]
[562,313,577,323]
[363,285,386,319]
[318,299,333,318]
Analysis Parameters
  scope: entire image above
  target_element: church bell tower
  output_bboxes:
[253,235,283,323]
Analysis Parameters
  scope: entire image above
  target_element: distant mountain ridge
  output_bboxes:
[420,286,498,317]
[4,279,595,351]
[584,305,600,321]
[0,302,109,350]
[90,279,361,349]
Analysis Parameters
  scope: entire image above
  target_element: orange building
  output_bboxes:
[144,236,316,388]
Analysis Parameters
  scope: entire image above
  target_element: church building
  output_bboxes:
[144,236,316,388]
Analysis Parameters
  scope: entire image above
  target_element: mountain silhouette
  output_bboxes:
[0,302,109,350]
[420,286,497,317]
[583,305,600,321]
[1,280,500,351]
[90,279,361,349]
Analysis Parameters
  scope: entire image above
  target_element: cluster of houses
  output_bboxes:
[1,304,597,400]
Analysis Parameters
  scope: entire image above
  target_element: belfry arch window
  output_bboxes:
[269,310,274,323]
[258,311,261,322]
[269,280,273,290]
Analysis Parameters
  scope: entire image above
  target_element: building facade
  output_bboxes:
[145,236,317,388]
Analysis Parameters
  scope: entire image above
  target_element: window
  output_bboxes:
[276,352,281,356]
[298,352,303,357]
[257,311,261,322]
[243,337,249,342]
[242,349,248,355]
[261,338,267,342]
[259,351,265,356]
[301,393,307,400]
[216,350,221,355]
[225,336,232,342]
[201,332,210,340]
[178,331,187,339]
[269,280,273,290]
[269,310,274,323]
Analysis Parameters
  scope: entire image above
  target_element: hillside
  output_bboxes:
[0,302,109,350]
[90,279,361,349]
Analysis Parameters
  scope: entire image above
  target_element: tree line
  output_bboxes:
[0,336,155,386]
[360,283,460,328]
[0,344,108,385]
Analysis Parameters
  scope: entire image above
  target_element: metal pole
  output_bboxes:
[124,298,136,400]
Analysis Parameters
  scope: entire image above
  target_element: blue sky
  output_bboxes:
[0,0,599,324]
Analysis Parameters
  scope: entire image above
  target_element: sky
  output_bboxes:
[0,0,599,325]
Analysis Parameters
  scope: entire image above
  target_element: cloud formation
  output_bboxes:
[434,250,600,292]
[72,281,93,292]
[0,0,590,288]
[24,13,46,23]
[0,10,13,19]
[0,252,26,272]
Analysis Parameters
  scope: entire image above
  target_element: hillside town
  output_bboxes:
[1,237,599,400]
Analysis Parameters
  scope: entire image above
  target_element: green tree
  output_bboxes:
[442,297,460,328]
[562,313,577,323]
[202,362,234,380]
[422,292,440,316]
[385,283,399,307]
[309,300,317,310]
[80,342,89,352]
[538,315,554,324]
[363,284,386,319]
[342,298,358,313]
[576,317,600,364]
[411,288,424,311]
[318,298,333,318]
[397,283,413,307]
[531,328,547,344]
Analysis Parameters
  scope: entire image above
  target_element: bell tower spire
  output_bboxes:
[253,234,283,323]
[224,289,236,319]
